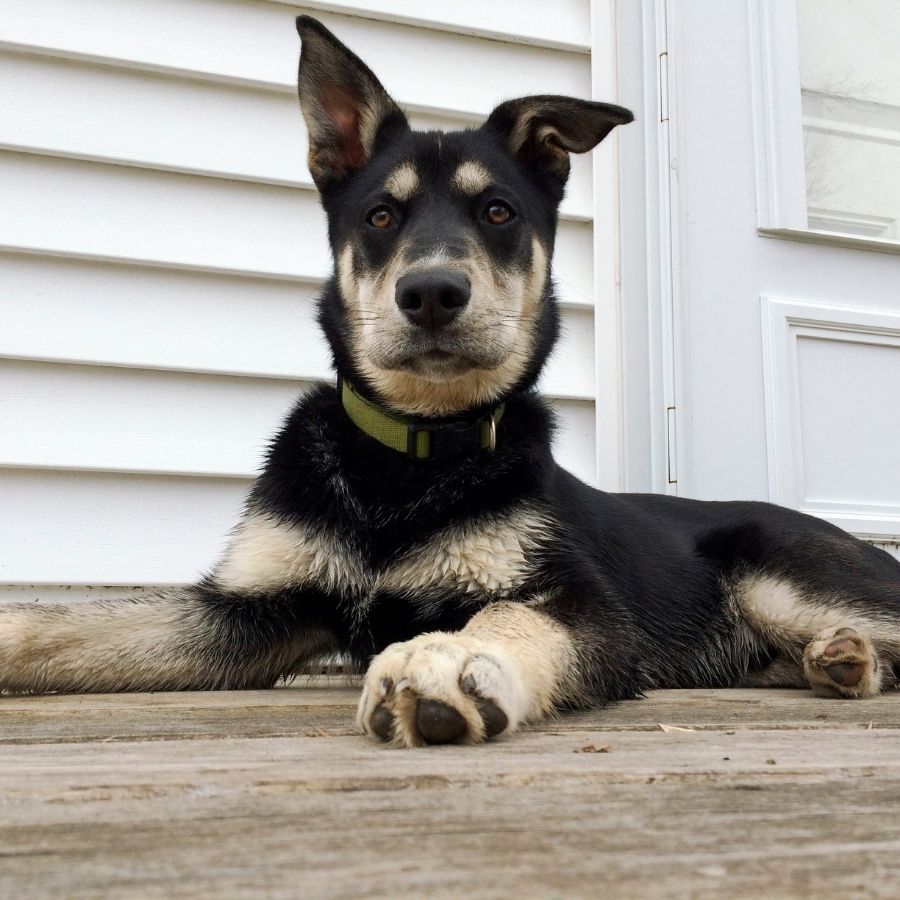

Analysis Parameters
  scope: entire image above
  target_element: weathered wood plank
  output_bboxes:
[2,686,898,744]
[1,688,899,898]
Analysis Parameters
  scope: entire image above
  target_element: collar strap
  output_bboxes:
[340,378,504,461]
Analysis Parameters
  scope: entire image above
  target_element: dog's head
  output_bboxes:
[296,17,632,417]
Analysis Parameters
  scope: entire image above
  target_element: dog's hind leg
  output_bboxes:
[735,571,900,699]
[0,584,334,694]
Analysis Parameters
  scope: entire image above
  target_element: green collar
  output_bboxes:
[339,378,504,460]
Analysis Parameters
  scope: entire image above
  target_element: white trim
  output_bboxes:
[658,0,686,495]
[758,227,900,257]
[761,296,900,540]
[747,0,808,230]
[591,0,625,490]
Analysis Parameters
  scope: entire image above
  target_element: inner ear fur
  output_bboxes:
[485,95,633,191]
[296,16,409,190]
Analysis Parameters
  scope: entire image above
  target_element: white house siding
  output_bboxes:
[0,0,604,597]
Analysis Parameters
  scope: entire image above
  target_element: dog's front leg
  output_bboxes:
[359,598,634,747]
[0,583,335,694]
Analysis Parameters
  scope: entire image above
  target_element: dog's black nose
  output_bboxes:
[395,269,470,329]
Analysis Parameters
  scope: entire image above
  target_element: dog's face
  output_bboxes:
[296,17,632,417]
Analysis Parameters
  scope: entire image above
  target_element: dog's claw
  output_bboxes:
[416,699,467,744]
[476,698,508,737]
[370,703,394,740]
[461,673,507,737]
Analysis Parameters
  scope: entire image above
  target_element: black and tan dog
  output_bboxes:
[2,17,898,746]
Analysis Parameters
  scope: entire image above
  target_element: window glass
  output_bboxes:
[797,0,900,241]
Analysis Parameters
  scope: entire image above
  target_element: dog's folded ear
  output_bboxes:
[484,95,633,195]
[296,16,409,191]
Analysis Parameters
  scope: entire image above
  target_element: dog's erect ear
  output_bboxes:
[296,16,409,190]
[484,95,633,193]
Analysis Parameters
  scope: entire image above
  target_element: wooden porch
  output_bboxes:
[2,684,899,898]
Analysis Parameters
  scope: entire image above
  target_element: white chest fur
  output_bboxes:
[213,506,553,599]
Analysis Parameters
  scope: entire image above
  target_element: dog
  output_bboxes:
[2,16,898,747]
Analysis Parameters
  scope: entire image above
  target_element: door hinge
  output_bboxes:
[666,406,677,484]
[658,50,669,123]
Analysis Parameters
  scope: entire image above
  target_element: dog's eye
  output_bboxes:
[367,206,394,229]
[484,202,514,225]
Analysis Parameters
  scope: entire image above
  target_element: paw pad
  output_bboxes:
[416,699,467,744]
[804,626,881,698]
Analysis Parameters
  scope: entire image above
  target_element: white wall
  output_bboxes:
[0,1,604,595]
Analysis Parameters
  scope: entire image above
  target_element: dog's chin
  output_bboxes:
[398,350,481,381]
[373,338,507,382]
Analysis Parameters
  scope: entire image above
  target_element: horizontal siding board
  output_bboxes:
[268,0,591,51]
[0,153,594,304]
[1,2,590,116]
[0,469,248,585]
[0,51,592,221]
[0,254,330,381]
[1,398,595,584]
[0,0,601,587]
[0,323,594,479]
[0,361,306,478]
[0,254,594,395]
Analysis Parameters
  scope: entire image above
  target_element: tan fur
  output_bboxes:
[377,506,553,596]
[217,505,551,601]
[384,162,419,201]
[337,237,549,416]
[358,602,576,747]
[736,576,898,648]
[0,593,328,693]
[452,160,492,196]
[214,512,366,595]
[507,112,570,175]
[736,576,899,697]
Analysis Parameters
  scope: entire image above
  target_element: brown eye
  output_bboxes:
[485,202,513,225]
[367,206,394,229]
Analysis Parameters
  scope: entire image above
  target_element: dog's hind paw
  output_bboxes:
[803,627,882,698]
[357,633,527,747]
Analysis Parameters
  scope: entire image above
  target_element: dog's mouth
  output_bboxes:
[397,348,481,378]
[364,322,514,383]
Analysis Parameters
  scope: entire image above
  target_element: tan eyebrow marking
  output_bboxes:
[452,160,492,196]
[384,162,419,201]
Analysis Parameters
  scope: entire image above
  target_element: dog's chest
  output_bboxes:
[214,505,550,600]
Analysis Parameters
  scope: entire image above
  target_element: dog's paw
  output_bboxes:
[357,632,530,747]
[803,627,881,698]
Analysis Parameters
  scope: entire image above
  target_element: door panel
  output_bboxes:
[663,0,900,545]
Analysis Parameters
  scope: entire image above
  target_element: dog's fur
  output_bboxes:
[2,18,898,746]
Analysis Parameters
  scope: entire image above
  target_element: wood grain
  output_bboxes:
[2,686,899,899]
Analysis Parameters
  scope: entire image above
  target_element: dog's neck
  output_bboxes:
[338,376,505,462]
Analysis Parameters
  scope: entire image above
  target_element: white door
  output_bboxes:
[621,0,900,556]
